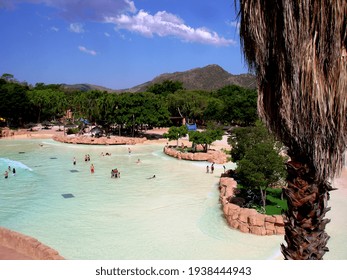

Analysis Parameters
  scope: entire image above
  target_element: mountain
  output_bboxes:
[63,64,256,93]
[62,83,118,93]
[123,64,256,93]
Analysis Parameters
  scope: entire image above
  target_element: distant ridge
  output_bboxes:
[124,64,256,92]
[62,83,117,93]
[63,64,256,93]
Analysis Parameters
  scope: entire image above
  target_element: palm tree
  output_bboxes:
[237,1,347,259]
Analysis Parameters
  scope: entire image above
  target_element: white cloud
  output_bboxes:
[1,0,235,46]
[227,20,240,30]
[69,23,84,33]
[50,26,59,32]
[104,32,110,37]
[105,10,235,46]
[78,46,97,56]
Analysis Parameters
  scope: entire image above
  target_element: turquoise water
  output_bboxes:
[0,139,293,259]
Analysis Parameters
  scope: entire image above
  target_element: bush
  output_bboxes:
[66,127,79,135]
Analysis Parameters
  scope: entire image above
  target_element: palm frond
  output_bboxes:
[238,0,347,181]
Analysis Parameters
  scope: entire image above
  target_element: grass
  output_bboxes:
[265,188,288,215]
[234,184,287,215]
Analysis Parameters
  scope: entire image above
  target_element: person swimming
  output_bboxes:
[111,168,119,178]
[147,175,156,179]
[4,170,8,179]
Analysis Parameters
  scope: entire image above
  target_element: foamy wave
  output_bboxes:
[0,158,33,171]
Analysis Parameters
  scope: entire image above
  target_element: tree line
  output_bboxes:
[0,74,257,135]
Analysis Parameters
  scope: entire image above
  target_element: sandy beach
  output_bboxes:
[1,126,346,259]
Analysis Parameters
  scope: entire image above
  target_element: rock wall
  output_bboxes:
[0,227,64,260]
[219,177,285,235]
[0,128,15,138]
[53,135,147,145]
[163,146,228,164]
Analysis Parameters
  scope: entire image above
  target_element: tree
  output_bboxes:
[229,120,277,161]
[212,85,258,126]
[1,73,15,82]
[0,79,31,126]
[236,141,286,211]
[238,0,347,259]
[163,125,188,147]
[147,80,183,95]
[167,90,209,123]
[188,128,224,152]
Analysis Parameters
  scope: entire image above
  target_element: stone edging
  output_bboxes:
[163,146,228,164]
[0,227,64,260]
[219,177,285,235]
[53,135,147,145]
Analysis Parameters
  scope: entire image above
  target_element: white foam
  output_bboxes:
[0,158,33,171]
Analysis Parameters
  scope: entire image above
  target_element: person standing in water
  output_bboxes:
[73,157,76,165]
[4,170,8,179]
[12,168,16,176]
[90,164,95,173]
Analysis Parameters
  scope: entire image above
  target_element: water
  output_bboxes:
[4,138,339,260]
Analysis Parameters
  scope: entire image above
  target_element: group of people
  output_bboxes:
[4,166,16,179]
[84,154,91,162]
[206,163,215,174]
[69,149,149,180]
[205,164,227,174]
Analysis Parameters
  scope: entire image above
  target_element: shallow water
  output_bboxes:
[1,139,344,260]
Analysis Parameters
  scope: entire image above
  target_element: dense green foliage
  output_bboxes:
[230,121,287,212]
[0,75,258,134]
[229,120,280,161]
[163,125,188,146]
[188,128,224,152]
[146,80,183,95]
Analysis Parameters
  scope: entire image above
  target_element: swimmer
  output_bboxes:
[73,157,76,165]
[4,170,8,179]
[12,168,16,176]
[136,158,141,164]
[90,164,95,173]
[147,175,156,179]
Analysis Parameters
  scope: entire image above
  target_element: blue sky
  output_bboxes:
[0,0,246,89]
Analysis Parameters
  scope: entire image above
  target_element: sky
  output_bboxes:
[0,0,246,89]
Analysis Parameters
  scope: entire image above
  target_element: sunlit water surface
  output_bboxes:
[1,139,345,260]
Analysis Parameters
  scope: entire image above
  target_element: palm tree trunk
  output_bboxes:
[281,160,334,260]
